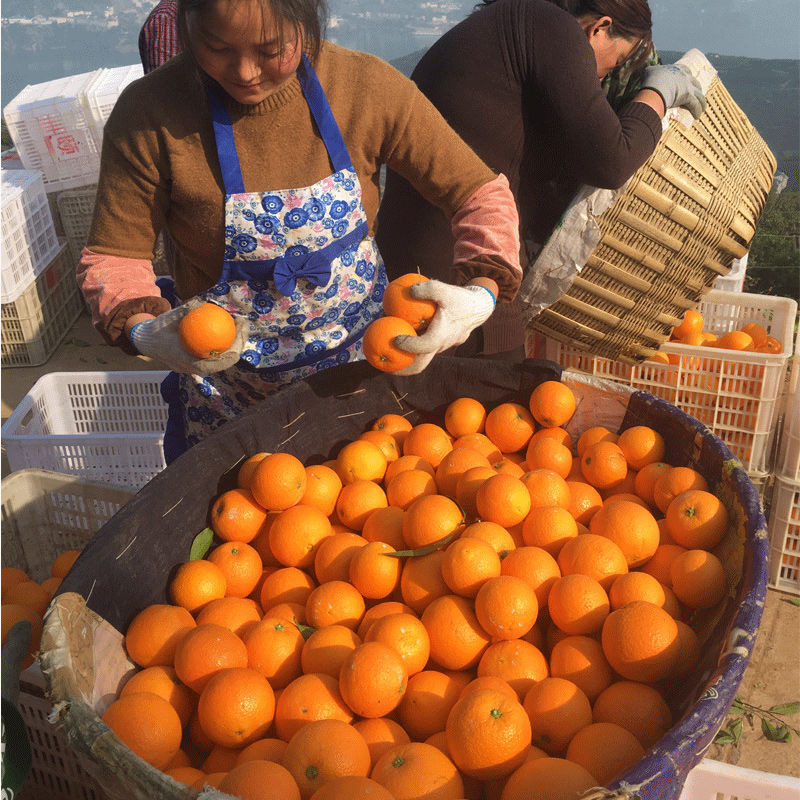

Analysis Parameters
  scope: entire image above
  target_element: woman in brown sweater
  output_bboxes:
[376,0,706,356]
[78,0,522,460]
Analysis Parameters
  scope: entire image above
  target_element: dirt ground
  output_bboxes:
[2,309,799,788]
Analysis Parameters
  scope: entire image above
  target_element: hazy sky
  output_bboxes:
[648,0,799,60]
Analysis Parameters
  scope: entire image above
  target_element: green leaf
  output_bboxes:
[785,597,800,607]
[762,719,792,742]
[730,718,743,744]
[386,529,461,558]
[295,622,317,640]
[769,702,800,716]
[714,731,736,746]
[189,527,215,560]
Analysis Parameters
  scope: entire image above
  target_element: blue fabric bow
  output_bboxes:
[272,248,332,296]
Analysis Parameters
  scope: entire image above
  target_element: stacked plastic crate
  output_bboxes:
[1,170,82,366]
[768,328,800,594]
[2,65,144,277]
[537,290,798,499]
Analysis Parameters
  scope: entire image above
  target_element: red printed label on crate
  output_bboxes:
[43,133,84,161]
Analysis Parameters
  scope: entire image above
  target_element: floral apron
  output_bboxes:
[162,54,386,463]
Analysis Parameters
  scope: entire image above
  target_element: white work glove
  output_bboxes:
[393,281,496,376]
[641,64,706,119]
[131,298,249,375]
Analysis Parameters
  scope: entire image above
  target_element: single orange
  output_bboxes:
[382,273,436,332]
[522,677,592,755]
[521,505,579,557]
[485,402,536,454]
[444,396,487,438]
[589,499,660,568]
[173,623,249,694]
[300,464,343,517]
[363,316,418,372]
[101,692,182,769]
[282,718,371,798]
[592,680,672,749]
[440,536,503,598]
[525,437,573,479]
[671,309,703,340]
[360,506,406,551]
[301,624,362,679]
[178,302,236,358]
[207,541,264,599]
[617,426,666,470]
[476,639,549,702]
[580,441,628,489]
[339,641,409,718]
[548,634,614,703]
[274,672,353,741]
[600,601,681,683]
[305,580,366,630]
[475,575,539,640]
[250,452,307,512]
[669,549,727,609]
[665,489,729,550]
[268,504,333,570]
[169,559,227,614]
[528,381,576,428]
[476,473,532,527]
[348,541,402,600]
[500,545,561,608]
[547,574,610,636]
[365,612,431,677]
[197,666,275,748]
[124,603,196,668]
[396,669,472,741]
[402,422,453,468]
[210,488,268,543]
[565,721,645,786]
[445,687,531,780]
[245,614,305,688]
[50,549,81,578]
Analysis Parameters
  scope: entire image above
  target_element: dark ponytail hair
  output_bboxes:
[177,0,329,64]
[480,0,652,70]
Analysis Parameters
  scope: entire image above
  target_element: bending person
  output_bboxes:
[376,0,705,357]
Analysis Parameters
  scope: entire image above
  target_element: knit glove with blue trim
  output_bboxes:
[131,298,249,375]
[393,281,496,376]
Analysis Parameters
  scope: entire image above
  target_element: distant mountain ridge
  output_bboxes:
[390,49,799,190]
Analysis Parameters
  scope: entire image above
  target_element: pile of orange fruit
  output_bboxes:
[100,379,732,800]
[1,548,82,668]
[647,308,782,364]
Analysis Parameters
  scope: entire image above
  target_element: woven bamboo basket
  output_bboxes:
[528,51,776,364]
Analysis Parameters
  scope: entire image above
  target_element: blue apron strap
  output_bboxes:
[207,87,247,195]
[297,54,353,174]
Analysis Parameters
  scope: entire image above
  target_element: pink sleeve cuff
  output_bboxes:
[451,174,522,277]
[77,248,162,326]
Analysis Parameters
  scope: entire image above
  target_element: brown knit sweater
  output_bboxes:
[86,42,519,345]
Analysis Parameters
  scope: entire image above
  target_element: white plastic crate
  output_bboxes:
[81,64,143,150]
[56,184,98,263]
[713,253,748,293]
[1,241,84,367]
[3,71,102,192]
[1,371,170,490]
[777,327,800,481]
[1,148,25,170]
[1,170,61,303]
[679,758,800,799]
[767,475,800,595]
[2,469,133,800]
[540,291,798,474]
